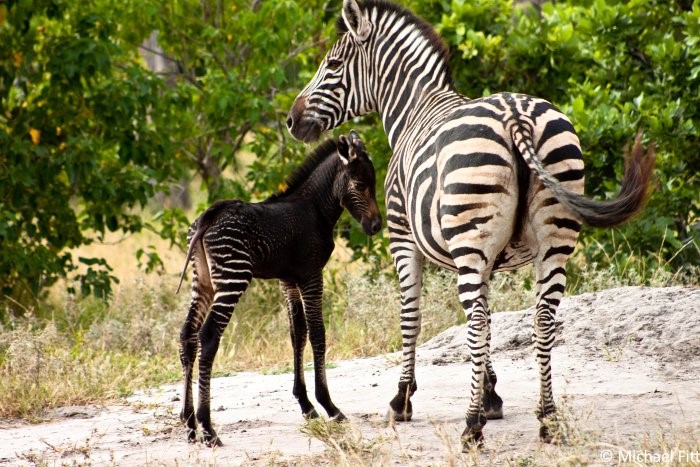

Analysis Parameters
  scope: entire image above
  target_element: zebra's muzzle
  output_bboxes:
[287,96,324,143]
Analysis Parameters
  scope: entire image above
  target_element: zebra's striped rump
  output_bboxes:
[177,131,382,446]
[288,0,655,449]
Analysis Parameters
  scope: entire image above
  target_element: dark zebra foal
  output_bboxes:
[177,131,382,446]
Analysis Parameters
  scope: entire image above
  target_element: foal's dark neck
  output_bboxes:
[293,156,346,228]
[264,141,347,230]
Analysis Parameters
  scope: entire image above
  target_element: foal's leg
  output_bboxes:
[387,241,424,422]
[299,273,345,420]
[179,242,214,441]
[196,255,252,446]
[280,280,318,418]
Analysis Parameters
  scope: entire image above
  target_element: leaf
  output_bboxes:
[29,128,40,145]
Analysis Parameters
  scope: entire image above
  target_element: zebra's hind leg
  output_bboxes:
[532,256,568,443]
[482,327,503,420]
[387,243,423,422]
[280,281,318,419]
[179,242,213,442]
[300,274,345,421]
[455,265,492,449]
[196,259,252,447]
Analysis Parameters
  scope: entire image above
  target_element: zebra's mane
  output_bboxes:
[264,139,339,202]
[336,0,453,85]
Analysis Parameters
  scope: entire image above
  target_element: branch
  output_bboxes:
[281,38,329,68]
[137,44,179,63]
[220,121,252,172]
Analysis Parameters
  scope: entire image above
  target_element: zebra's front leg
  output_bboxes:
[533,259,566,443]
[300,274,345,420]
[196,269,251,447]
[387,243,424,422]
[280,280,318,419]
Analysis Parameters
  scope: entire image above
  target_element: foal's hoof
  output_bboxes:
[201,431,223,447]
[186,428,197,443]
[461,427,484,452]
[331,411,347,422]
[304,408,320,419]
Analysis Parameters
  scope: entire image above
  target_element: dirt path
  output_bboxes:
[2,286,699,465]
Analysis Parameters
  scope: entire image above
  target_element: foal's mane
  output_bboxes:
[264,139,339,203]
[335,0,453,86]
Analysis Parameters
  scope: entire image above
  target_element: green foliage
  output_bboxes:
[0,0,187,308]
[428,0,699,269]
[0,0,340,312]
[123,0,330,199]
[2,0,698,314]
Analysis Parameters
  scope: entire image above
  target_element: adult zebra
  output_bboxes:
[287,0,654,447]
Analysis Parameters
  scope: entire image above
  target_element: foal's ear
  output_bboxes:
[337,134,351,166]
[342,0,371,42]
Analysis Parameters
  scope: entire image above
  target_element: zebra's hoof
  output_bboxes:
[388,391,414,422]
[386,407,412,422]
[539,424,553,443]
[461,427,484,451]
[484,406,503,420]
[304,408,320,419]
[539,422,565,445]
[186,428,197,443]
[483,390,504,420]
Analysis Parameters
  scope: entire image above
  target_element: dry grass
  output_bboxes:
[298,417,394,465]
[1,223,696,421]
[0,275,184,420]
[295,395,700,466]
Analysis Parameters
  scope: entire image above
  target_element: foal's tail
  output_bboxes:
[512,126,656,227]
[175,200,231,294]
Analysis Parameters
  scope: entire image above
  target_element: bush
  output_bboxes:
[0,1,187,309]
[414,0,699,270]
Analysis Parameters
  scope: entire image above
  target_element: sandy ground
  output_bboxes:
[1,286,698,465]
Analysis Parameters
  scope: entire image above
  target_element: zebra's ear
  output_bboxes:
[338,135,351,166]
[348,129,361,146]
[342,0,371,42]
[347,130,366,159]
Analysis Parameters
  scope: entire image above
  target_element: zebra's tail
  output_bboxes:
[175,201,229,294]
[511,124,656,228]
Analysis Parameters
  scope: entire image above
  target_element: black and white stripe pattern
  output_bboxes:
[177,131,382,446]
[287,0,654,447]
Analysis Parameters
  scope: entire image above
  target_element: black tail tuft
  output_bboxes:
[557,133,656,227]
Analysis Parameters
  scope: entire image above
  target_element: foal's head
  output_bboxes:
[336,130,382,236]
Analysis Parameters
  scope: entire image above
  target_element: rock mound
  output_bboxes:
[422,286,700,365]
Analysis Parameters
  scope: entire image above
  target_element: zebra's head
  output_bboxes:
[337,130,382,235]
[287,0,376,143]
